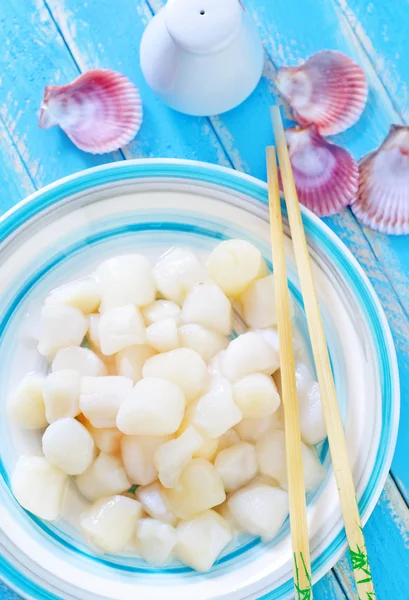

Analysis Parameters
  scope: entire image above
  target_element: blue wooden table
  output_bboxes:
[0,0,408,598]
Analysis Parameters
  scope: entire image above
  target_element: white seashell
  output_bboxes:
[11,456,68,521]
[136,519,178,566]
[80,376,133,428]
[154,426,203,488]
[121,435,169,486]
[191,376,242,439]
[175,510,232,572]
[166,458,226,520]
[80,495,142,553]
[38,305,88,357]
[116,377,186,436]
[142,348,208,402]
[181,283,232,335]
[99,304,146,356]
[115,344,156,383]
[146,317,180,353]
[8,373,47,430]
[42,418,95,475]
[207,239,266,297]
[153,247,209,305]
[228,482,289,541]
[39,70,143,154]
[75,452,130,502]
[214,441,258,492]
[42,369,81,423]
[52,346,107,377]
[232,373,281,418]
[222,332,280,382]
[45,277,101,314]
[178,324,228,363]
[96,254,156,310]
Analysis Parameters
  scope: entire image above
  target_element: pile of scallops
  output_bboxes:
[9,240,326,572]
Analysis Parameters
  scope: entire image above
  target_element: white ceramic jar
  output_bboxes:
[140,0,264,116]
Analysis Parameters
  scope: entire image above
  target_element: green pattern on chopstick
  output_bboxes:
[294,552,313,600]
[350,530,375,599]
[350,532,373,582]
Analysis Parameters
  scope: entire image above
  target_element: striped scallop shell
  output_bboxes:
[39,69,143,154]
[276,51,368,136]
[351,125,409,235]
[283,125,359,217]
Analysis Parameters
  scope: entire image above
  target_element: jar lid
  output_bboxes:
[164,0,242,54]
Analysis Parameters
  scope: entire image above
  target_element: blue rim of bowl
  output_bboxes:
[0,159,400,600]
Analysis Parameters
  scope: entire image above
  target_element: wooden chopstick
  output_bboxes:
[266,146,313,599]
[271,105,376,599]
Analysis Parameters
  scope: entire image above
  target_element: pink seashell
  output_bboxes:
[39,69,143,154]
[351,125,409,235]
[282,125,358,217]
[276,50,368,136]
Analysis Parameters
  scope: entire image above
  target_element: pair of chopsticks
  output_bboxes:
[268,106,375,599]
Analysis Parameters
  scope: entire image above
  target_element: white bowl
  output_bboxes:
[0,160,399,600]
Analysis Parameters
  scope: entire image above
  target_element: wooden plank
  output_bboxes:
[0,580,20,600]
[332,0,409,496]
[0,116,35,212]
[335,0,409,122]
[313,574,347,600]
